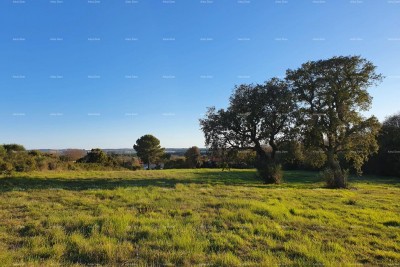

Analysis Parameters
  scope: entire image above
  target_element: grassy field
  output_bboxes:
[0,169,399,266]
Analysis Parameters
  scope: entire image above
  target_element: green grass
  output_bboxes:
[0,169,399,266]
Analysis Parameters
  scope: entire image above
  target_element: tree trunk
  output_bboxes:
[254,145,268,164]
[254,144,281,184]
[326,150,346,188]
[269,138,277,161]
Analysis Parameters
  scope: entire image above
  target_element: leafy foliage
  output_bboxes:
[0,145,140,172]
[365,113,400,177]
[3,144,26,152]
[287,56,383,187]
[133,135,165,169]
[164,156,187,169]
[184,146,201,168]
[77,149,109,164]
[200,78,297,183]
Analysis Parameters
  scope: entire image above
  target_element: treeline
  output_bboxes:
[0,146,142,174]
[363,113,400,177]
[1,120,399,178]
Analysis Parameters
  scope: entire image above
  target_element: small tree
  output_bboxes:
[287,56,383,188]
[3,144,25,152]
[77,148,109,164]
[0,161,13,175]
[133,135,165,170]
[184,146,201,168]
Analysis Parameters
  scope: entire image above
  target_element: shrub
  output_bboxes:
[36,159,49,171]
[48,161,58,170]
[0,161,13,174]
[77,149,109,164]
[28,150,42,157]
[164,157,187,169]
[3,144,26,152]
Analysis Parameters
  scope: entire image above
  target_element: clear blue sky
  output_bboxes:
[0,0,399,149]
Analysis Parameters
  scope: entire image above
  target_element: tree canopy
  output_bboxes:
[200,78,297,183]
[3,144,26,152]
[133,134,165,169]
[366,113,400,177]
[77,148,109,164]
[286,55,383,187]
[184,146,201,168]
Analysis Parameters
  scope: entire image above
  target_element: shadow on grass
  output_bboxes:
[349,174,400,186]
[0,170,261,192]
[0,170,397,192]
[0,177,196,192]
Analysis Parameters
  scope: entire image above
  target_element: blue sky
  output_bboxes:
[0,0,399,149]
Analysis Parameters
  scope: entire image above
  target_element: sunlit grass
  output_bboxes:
[0,169,399,266]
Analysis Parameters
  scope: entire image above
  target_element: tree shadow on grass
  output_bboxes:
[0,177,187,192]
[0,170,397,192]
[348,174,400,187]
[281,171,323,185]
[0,170,264,192]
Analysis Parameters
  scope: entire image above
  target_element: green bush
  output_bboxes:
[48,161,58,170]
[164,157,187,169]
[0,161,13,173]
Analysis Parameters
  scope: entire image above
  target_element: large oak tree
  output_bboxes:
[286,56,383,188]
[200,78,297,183]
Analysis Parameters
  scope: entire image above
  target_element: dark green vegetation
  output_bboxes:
[0,169,399,266]
[184,146,202,168]
[200,78,295,184]
[134,135,165,169]
[0,145,142,173]
[200,56,385,187]
[287,56,382,188]
[365,112,400,177]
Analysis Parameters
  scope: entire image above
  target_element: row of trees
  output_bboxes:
[0,137,226,173]
[200,56,385,188]
[132,135,205,169]
[363,113,400,177]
